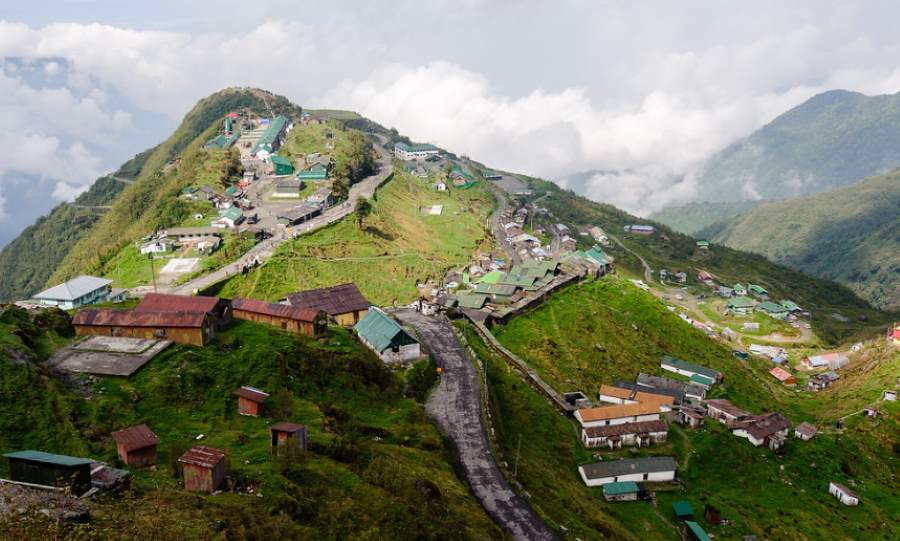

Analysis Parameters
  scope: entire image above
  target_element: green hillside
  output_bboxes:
[702,172,900,310]
[0,306,501,540]
[648,200,762,235]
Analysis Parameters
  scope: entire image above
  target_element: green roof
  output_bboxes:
[672,500,694,518]
[297,170,328,180]
[395,142,439,153]
[3,450,93,467]
[251,116,289,155]
[354,308,417,353]
[499,273,538,288]
[727,296,754,308]
[582,245,611,265]
[757,301,788,313]
[782,300,801,311]
[270,155,292,167]
[220,207,243,221]
[181,186,198,194]
[685,521,711,541]
[695,240,709,247]
[474,283,517,296]
[690,374,715,386]
[456,292,489,309]
[602,481,640,496]
[224,186,238,196]
[477,270,504,284]
[748,284,768,295]
[733,283,746,291]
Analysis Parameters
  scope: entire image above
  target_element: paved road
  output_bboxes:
[487,183,520,266]
[394,310,557,541]
[165,139,393,294]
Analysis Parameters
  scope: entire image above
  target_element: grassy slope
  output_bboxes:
[484,276,899,541]
[649,200,763,235]
[702,172,900,311]
[523,177,894,345]
[0,308,501,540]
[218,168,493,305]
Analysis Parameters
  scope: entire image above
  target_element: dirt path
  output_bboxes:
[395,310,558,541]
[608,233,652,282]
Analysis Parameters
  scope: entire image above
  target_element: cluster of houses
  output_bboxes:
[453,260,562,310]
[203,114,241,150]
[692,273,810,322]
[181,182,255,231]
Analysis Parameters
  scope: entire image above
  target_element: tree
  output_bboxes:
[355,198,372,230]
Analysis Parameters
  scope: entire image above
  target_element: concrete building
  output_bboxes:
[579,456,676,487]
[794,422,817,441]
[111,424,160,467]
[829,482,860,506]
[272,180,301,198]
[231,298,326,336]
[731,412,790,450]
[581,419,668,449]
[602,481,640,501]
[354,307,420,363]
[393,142,440,160]
[705,399,751,426]
[179,446,227,493]
[574,403,663,429]
[31,275,119,310]
[661,356,722,383]
[802,353,850,370]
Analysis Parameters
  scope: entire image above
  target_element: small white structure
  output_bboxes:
[829,482,860,506]
[794,422,817,441]
[434,181,447,192]
[140,239,174,255]
[883,390,897,402]
[578,456,676,487]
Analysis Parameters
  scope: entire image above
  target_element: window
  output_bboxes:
[643,473,649,480]
[154,329,166,338]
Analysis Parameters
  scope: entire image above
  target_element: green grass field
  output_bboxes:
[218,170,494,305]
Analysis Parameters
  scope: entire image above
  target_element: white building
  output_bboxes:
[31,275,118,310]
[581,419,668,449]
[829,482,860,506]
[579,456,676,487]
[393,142,440,161]
[140,239,175,255]
[573,403,662,429]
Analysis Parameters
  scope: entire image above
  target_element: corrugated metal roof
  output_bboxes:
[178,446,226,468]
[685,521,711,541]
[354,308,416,353]
[236,386,269,402]
[73,309,207,328]
[232,298,322,322]
[661,356,721,380]
[111,424,160,453]
[286,283,370,315]
[136,293,220,314]
[3,450,93,467]
[580,457,676,480]
[270,422,305,433]
[33,275,111,302]
[577,402,662,422]
[583,419,667,438]
[602,481,640,495]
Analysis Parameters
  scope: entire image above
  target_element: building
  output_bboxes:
[270,422,308,453]
[829,482,860,506]
[307,187,334,207]
[633,373,707,404]
[213,207,245,228]
[481,170,502,180]
[574,403,663,428]
[676,407,706,428]
[588,226,608,244]
[794,422,817,440]
[272,180,301,198]
[597,385,674,411]
[393,142,440,160]
[624,224,655,235]
[251,116,290,158]
[718,286,734,298]
[602,481,640,502]
[179,446,227,493]
[286,283,370,326]
[136,293,232,328]
[726,295,755,314]
[891,323,900,346]
[354,307,421,363]
[111,424,160,467]
[270,155,294,176]
[808,370,840,391]
[72,309,215,347]
[705,399,751,426]
[160,227,222,243]
[3,450,93,495]
[802,352,850,370]
[673,500,694,520]
[770,366,796,385]
[697,270,715,284]
[757,301,790,319]
[696,240,710,250]
[660,356,722,383]
[140,238,175,255]
[578,456,677,487]
[231,298,327,336]
[31,275,117,310]
[278,204,322,226]
[749,343,786,360]
[748,284,769,298]
[733,283,747,296]
[731,412,790,450]
[685,521,712,541]
[236,386,269,416]
[473,283,519,304]
[581,419,668,449]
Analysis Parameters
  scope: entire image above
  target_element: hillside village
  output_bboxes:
[1,99,898,541]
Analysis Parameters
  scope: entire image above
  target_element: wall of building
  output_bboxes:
[74,324,208,347]
[233,310,324,336]
[334,309,367,326]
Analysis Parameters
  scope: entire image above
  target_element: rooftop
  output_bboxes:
[583,419,668,438]
[73,309,208,329]
[111,424,160,453]
[136,293,221,314]
[236,386,270,403]
[286,283,370,315]
[580,456,677,480]
[33,275,112,302]
[354,308,417,353]
[231,298,322,322]
[705,399,751,419]
[270,422,306,433]
[602,481,640,496]
[178,445,226,468]
[3,450,94,467]
[661,356,721,380]
[577,402,663,422]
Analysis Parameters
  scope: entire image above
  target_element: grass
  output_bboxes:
[218,169,494,305]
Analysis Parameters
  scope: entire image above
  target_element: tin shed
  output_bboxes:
[3,450,93,495]
[111,424,160,467]
[178,446,227,493]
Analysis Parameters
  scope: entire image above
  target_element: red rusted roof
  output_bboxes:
[705,399,751,419]
[236,386,269,402]
[72,309,207,328]
[733,412,790,440]
[178,445,226,468]
[583,419,667,438]
[135,293,221,314]
[232,298,322,322]
[270,422,306,433]
[285,283,369,315]
[111,424,160,452]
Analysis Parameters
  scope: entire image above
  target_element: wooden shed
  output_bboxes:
[111,424,160,467]
[3,450,93,495]
[135,293,232,329]
[72,309,214,347]
[236,386,269,416]
[270,422,308,453]
[231,298,327,336]
[286,283,370,326]
[178,446,227,493]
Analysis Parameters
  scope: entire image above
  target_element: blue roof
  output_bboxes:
[602,481,640,495]
[4,450,93,467]
[672,500,694,517]
[685,521,711,541]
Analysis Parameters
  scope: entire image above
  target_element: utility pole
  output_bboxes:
[148,253,157,292]
[513,433,522,479]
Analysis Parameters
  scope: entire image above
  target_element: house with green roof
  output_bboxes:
[394,141,440,160]
[781,300,802,312]
[748,283,769,298]
[757,301,790,320]
[695,240,709,250]
[354,308,420,363]
[602,481,640,501]
[661,355,722,383]
[251,116,290,158]
[672,500,694,520]
[726,295,755,314]
[733,283,747,295]
[689,373,715,389]
[455,292,489,310]
[212,206,244,228]
[474,283,519,304]
[477,270,504,284]
[4,450,94,495]
[685,521,712,541]
[270,155,294,176]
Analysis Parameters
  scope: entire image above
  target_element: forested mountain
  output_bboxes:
[701,172,900,310]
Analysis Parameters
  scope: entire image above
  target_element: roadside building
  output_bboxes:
[660,356,722,383]
[802,352,849,370]
[31,275,118,310]
[179,446,227,493]
[829,482,860,506]
[581,419,668,449]
[394,142,440,160]
[278,204,322,226]
[251,115,290,158]
[270,155,294,176]
[781,300,803,313]
[111,424,160,467]
[726,295,755,314]
[602,481,640,502]
[794,422,817,441]
[454,291,489,310]
[705,399,751,426]
[578,456,676,487]
[236,386,269,416]
[286,283,370,326]
[3,451,93,495]
[770,366,796,385]
[160,227,222,243]
[749,343,786,360]
[140,238,175,255]
[72,309,214,347]
[270,423,308,453]
[231,298,326,336]
[574,403,663,429]
[481,170,502,180]
[136,293,232,328]
[307,187,334,207]
[731,412,790,450]
[473,283,519,304]
[354,307,421,363]
[757,301,790,319]
[212,207,245,229]
[272,180,301,198]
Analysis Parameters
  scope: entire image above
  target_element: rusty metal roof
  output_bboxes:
[231,298,322,322]
[270,422,306,433]
[236,386,269,402]
[135,293,221,314]
[178,446,226,468]
[285,283,369,316]
[72,309,207,328]
[111,424,160,452]
[583,419,668,438]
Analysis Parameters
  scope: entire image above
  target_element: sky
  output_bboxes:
[3,0,900,248]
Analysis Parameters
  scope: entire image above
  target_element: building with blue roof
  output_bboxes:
[354,308,420,363]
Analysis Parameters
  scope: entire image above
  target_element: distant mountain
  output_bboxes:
[649,200,763,235]
[701,171,900,310]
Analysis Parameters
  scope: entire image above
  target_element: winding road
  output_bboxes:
[394,310,558,541]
